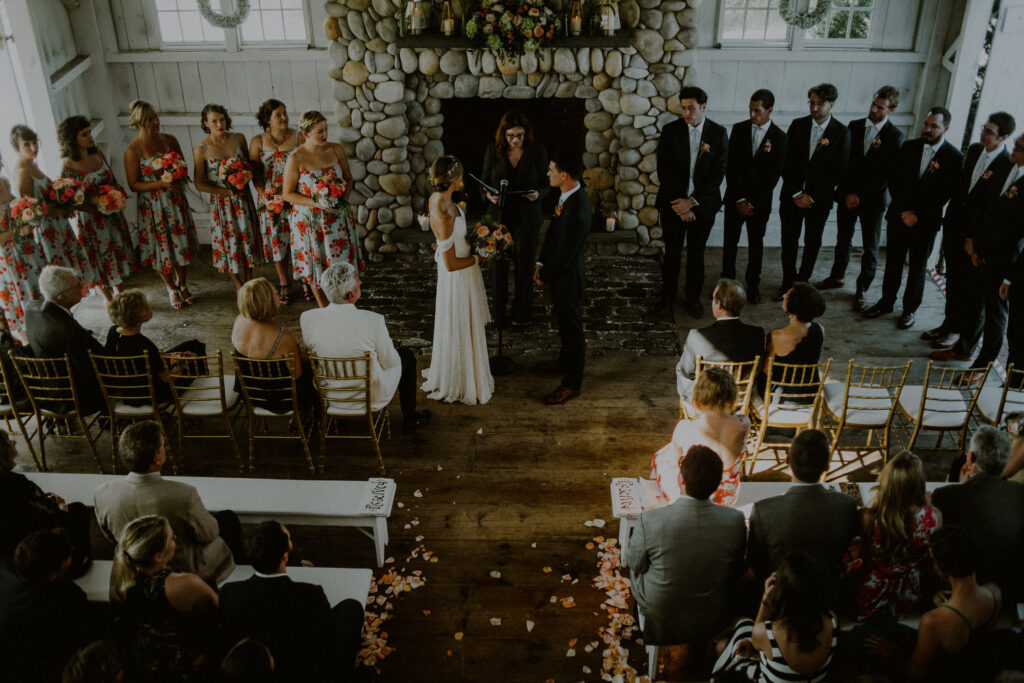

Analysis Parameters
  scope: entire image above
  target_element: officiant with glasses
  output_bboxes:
[480,110,550,328]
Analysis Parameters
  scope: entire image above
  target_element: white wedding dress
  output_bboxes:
[421,207,494,404]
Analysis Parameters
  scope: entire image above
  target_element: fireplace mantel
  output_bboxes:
[395,33,634,49]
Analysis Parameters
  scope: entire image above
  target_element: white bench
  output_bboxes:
[75,559,372,607]
[24,472,396,567]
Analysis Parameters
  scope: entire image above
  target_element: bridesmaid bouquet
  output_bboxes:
[312,170,347,213]
[8,197,47,229]
[92,184,128,215]
[263,185,285,214]
[46,178,86,206]
[214,157,253,191]
[469,222,514,260]
[147,152,190,186]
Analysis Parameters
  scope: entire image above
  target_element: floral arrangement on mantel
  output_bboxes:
[465,0,562,59]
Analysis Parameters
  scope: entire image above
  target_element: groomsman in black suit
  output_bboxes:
[864,107,963,329]
[817,86,904,310]
[721,89,787,304]
[926,112,1014,355]
[654,86,728,318]
[1004,139,1024,371]
[535,149,591,405]
[775,83,850,300]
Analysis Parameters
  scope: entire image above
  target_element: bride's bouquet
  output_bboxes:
[312,169,347,213]
[469,222,514,260]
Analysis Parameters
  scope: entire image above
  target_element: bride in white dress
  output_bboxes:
[421,156,494,404]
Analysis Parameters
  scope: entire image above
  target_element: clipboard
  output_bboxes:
[468,173,533,197]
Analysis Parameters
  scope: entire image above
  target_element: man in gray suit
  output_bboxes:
[676,279,765,399]
[626,446,746,645]
[747,429,859,583]
[93,421,239,584]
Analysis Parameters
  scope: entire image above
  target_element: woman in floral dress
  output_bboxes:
[0,151,44,343]
[249,98,301,304]
[281,110,363,308]
[193,104,261,292]
[11,125,99,287]
[124,100,199,310]
[58,115,137,302]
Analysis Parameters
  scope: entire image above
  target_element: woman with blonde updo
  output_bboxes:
[281,110,361,308]
[420,155,494,405]
[113,515,218,681]
[123,100,199,310]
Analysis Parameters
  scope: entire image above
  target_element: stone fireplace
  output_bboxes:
[323,0,701,260]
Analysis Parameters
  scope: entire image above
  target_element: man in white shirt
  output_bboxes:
[299,263,430,433]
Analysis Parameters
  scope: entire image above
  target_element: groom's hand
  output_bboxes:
[533,264,544,287]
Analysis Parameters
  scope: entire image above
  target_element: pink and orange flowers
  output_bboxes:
[45,178,86,206]
[143,151,190,186]
[8,197,47,229]
[469,222,513,260]
[312,168,347,213]
[92,184,127,215]
[214,157,253,191]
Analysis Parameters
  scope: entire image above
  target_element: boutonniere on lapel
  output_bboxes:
[1006,186,1019,200]
[697,141,711,159]
[982,170,994,181]
[817,137,830,150]
[870,137,882,150]
[554,203,563,216]
[762,141,772,154]
[926,160,940,175]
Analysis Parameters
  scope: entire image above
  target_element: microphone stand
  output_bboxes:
[489,179,517,376]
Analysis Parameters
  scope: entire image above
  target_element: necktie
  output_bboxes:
[969,151,989,192]
[752,126,761,156]
[809,124,822,159]
[1004,167,1021,196]
[919,145,934,178]
[688,126,699,195]
[863,124,876,155]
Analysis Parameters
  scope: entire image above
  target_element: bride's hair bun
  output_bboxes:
[430,155,463,193]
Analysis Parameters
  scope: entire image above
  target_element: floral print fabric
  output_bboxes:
[29,177,99,285]
[204,152,262,274]
[258,150,291,262]
[65,165,137,288]
[0,201,43,336]
[135,154,198,275]
[289,163,363,283]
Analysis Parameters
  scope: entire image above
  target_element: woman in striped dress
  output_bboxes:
[193,103,261,292]
[249,98,301,304]
[58,115,137,303]
[712,552,838,682]
[0,151,43,343]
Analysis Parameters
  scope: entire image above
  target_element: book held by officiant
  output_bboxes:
[468,173,532,196]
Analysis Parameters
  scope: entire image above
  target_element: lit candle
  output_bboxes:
[442,18,454,35]
[605,216,616,232]
[570,16,582,35]
[417,213,430,231]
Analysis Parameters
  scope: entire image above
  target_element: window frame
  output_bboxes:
[716,0,793,47]
[151,0,230,49]
[237,0,313,48]
[803,0,882,49]
[148,0,315,52]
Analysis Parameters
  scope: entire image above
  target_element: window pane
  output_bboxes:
[850,10,870,38]
[856,0,874,6]
[722,9,745,39]
[262,0,282,9]
[262,12,286,40]
[725,0,745,7]
[827,10,849,38]
[832,0,852,6]
[748,0,768,8]
[769,0,780,6]
[745,9,767,38]
[281,0,303,6]
[157,12,183,42]
[179,11,206,41]
[283,9,307,40]
[155,0,176,10]
[241,13,264,41]
[807,19,827,39]
[765,11,787,39]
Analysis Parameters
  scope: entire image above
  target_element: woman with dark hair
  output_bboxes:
[757,282,827,401]
[193,104,262,292]
[281,110,362,308]
[480,110,549,327]
[712,552,838,682]
[0,150,44,342]
[123,100,198,310]
[59,115,137,303]
[249,98,301,304]
[11,125,99,288]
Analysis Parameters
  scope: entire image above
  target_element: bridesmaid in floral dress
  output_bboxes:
[0,152,44,343]
[282,110,363,308]
[249,98,301,304]
[11,125,99,288]
[193,103,261,292]
[124,100,199,310]
[58,115,137,303]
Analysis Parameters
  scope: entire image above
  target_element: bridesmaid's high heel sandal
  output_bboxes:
[179,286,198,305]
[277,284,291,305]
[301,280,315,302]
[167,288,183,310]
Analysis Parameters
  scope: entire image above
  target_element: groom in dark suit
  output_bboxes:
[535,150,591,405]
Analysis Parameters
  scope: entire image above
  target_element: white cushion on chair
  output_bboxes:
[898,386,969,428]
[765,404,815,426]
[976,386,1024,424]
[253,407,294,418]
[824,383,893,426]
[113,402,163,416]
[179,376,239,416]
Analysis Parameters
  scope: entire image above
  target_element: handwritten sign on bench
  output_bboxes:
[360,477,392,516]
[610,477,641,517]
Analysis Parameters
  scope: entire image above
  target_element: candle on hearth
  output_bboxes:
[606,216,616,232]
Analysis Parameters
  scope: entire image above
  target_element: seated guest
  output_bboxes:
[62,641,124,683]
[627,446,747,647]
[747,429,859,584]
[220,521,364,682]
[675,279,764,399]
[221,638,275,683]
[0,530,95,683]
[300,262,431,434]
[104,289,205,404]
[712,552,838,682]
[932,424,1024,601]
[844,451,942,619]
[0,429,92,576]
[865,526,1002,682]
[1001,412,1024,484]
[231,277,315,416]
[94,420,239,585]
[24,265,104,413]
[113,515,219,683]
[758,282,827,402]
[651,368,749,506]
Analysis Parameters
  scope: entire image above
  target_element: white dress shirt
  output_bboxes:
[970,143,1004,191]
[687,118,705,196]
[809,115,831,159]
[751,120,770,156]
[1002,164,1023,196]
[919,139,944,177]
[863,117,886,154]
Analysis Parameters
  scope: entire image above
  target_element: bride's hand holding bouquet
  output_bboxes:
[469,222,513,262]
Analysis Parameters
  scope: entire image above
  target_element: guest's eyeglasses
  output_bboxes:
[506,132,525,140]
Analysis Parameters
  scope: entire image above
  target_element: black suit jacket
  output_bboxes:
[837,118,904,213]
[480,144,550,228]
[945,143,1013,239]
[220,574,334,682]
[539,187,591,289]
[24,301,104,411]
[972,170,1024,278]
[932,474,1024,600]
[723,119,787,211]
[747,484,859,582]
[886,138,963,231]
[655,117,728,221]
[780,115,850,206]
[675,318,765,398]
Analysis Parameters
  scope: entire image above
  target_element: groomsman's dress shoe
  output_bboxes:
[897,312,916,330]
[852,291,867,312]
[401,410,432,434]
[651,297,674,315]
[537,360,562,374]
[687,301,705,319]
[543,386,580,405]
[929,348,972,362]
[862,302,894,319]
[772,286,790,302]
[815,277,845,290]
[931,332,960,349]
[920,325,948,342]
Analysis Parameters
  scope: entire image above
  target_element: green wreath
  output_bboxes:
[197,0,250,29]
[778,0,831,29]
